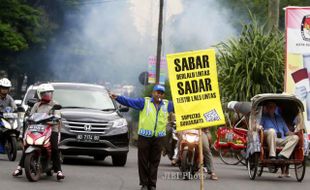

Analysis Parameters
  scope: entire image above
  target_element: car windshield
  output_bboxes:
[22,89,36,105]
[53,86,115,110]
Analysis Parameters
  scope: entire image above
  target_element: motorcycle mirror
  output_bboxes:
[17,106,25,112]
[27,98,38,107]
[52,104,62,110]
[14,100,22,106]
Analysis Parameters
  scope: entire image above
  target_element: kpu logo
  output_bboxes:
[301,15,310,42]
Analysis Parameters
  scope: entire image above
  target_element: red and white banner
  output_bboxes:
[285,6,310,140]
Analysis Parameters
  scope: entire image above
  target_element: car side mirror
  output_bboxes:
[27,98,38,107]
[119,106,129,112]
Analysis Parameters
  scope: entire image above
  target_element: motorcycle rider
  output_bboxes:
[174,128,218,180]
[201,128,218,180]
[12,83,65,180]
[166,113,179,166]
[0,78,17,112]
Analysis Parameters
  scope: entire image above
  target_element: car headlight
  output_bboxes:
[111,118,127,128]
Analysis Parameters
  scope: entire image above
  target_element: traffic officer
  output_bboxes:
[110,84,174,190]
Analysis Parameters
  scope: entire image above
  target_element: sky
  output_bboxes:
[47,0,237,87]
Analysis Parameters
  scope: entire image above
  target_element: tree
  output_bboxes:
[216,17,284,102]
[217,0,309,31]
[0,0,79,97]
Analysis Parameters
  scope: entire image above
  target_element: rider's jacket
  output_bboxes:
[0,94,16,113]
[30,100,61,132]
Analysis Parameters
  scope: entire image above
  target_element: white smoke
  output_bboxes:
[47,0,236,86]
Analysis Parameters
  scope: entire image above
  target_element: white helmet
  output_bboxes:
[37,83,54,99]
[0,78,12,88]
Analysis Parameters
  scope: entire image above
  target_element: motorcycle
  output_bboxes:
[23,104,61,182]
[178,129,200,180]
[0,106,22,161]
[162,121,178,162]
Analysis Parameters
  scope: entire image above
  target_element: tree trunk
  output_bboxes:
[267,0,279,32]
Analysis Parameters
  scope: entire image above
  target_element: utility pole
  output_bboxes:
[267,0,279,32]
[155,0,164,84]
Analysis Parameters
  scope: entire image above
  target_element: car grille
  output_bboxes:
[62,120,111,134]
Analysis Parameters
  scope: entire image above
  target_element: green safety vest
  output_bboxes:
[138,97,169,137]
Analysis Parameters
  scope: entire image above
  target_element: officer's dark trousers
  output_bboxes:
[138,135,164,188]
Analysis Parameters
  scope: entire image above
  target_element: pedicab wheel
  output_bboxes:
[295,157,306,182]
[247,152,259,180]
[236,152,246,166]
[219,147,241,165]
[257,166,263,177]
[25,152,41,182]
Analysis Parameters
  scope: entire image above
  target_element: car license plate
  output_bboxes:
[76,134,100,142]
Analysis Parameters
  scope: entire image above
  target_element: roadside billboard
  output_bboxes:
[148,56,166,85]
[284,6,310,136]
[166,49,225,131]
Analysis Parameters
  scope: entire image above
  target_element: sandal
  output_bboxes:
[171,159,177,166]
[56,171,65,180]
[12,168,22,177]
[210,173,218,180]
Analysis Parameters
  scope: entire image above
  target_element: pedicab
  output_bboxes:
[214,101,250,165]
[246,93,308,182]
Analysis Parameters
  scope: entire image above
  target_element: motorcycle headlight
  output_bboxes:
[111,118,127,128]
[1,118,11,129]
[35,136,45,145]
[26,135,34,145]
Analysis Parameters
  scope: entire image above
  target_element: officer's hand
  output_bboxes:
[109,93,118,100]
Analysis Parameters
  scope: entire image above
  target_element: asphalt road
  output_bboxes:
[0,146,309,190]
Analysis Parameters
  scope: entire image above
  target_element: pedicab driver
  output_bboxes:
[259,101,299,159]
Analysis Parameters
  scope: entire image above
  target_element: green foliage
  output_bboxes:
[0,22,27,51]
[216,16,284,102]
[0,0,44,53]
[217,0,309,31]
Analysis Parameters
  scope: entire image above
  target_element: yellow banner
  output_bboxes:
[166,49,225,131]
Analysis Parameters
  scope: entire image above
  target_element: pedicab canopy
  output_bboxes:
[246,93,306,156]
[249,93,305,131]
[166,49,225,131]
[227,101,251,115]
